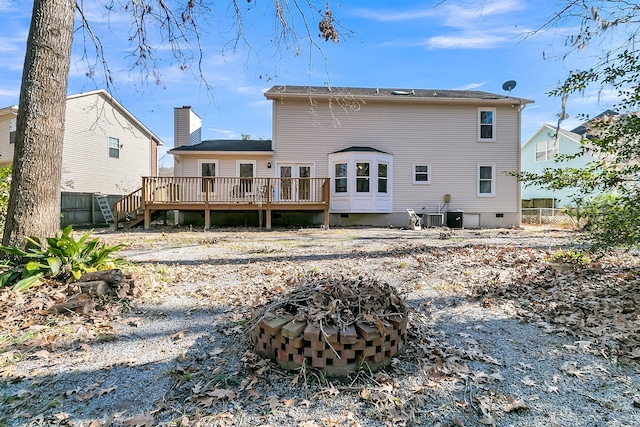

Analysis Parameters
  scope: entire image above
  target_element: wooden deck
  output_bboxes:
[114,176,330,230]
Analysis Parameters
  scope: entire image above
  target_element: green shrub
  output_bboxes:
[0,225,124,291]
[546,248,592,266]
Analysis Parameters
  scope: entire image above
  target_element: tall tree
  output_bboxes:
[3,0,339,250]
[517,1,640,251]
[2,0,75,249]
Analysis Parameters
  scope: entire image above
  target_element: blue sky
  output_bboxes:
[0,1,621,167]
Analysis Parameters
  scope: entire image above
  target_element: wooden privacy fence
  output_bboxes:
[60,192,120,227]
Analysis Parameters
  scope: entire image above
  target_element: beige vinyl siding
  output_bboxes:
[180,155,274,178]
[62,93,152,195]
[271,98,520,213]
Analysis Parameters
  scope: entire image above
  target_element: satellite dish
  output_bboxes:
[502,80,517,96]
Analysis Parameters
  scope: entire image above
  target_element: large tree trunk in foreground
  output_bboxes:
[2,0,75,249]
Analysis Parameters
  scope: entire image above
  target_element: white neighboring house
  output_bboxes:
[0,89,163,195]
[169,85,533,229]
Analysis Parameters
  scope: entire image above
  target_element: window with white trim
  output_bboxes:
[237,160,256,195]
[477,163,496,197]
[199,160,218,192]
[356,162,370,193]
[335,163,347,193]
[535,139,558,161]
[378,163,388,193]
[108,137,120,158]
[478,108,496,142]
[9,118,16,144]
[413,163,431,184]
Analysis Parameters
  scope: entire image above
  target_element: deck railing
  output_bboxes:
[113,187,143,223]
[141,176,329,205]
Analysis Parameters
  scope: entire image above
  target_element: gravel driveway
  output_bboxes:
[1,226,639,427]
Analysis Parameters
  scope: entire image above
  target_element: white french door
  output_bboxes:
[278,164,313,202]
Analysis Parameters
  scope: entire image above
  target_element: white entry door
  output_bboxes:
[278,164,313,202]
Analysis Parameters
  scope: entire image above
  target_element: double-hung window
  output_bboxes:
[108,137,120,158]
[378,163,388,193]
[335,163,347,193]
[478,108,496,142]
[356,162,370,193]
[9,118,16,144]
[477,163,496,197]
[413,163,431,184]
[535,139,558,161]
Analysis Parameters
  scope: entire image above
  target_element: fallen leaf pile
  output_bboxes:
[250,272,407,331]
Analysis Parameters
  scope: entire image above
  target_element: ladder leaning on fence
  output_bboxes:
[95,194,114,224]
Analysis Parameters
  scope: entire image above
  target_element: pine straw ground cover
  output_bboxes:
[0,227,639,426]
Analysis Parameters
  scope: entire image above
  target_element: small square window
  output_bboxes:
[413,163,431,184]
[108,137,120,158]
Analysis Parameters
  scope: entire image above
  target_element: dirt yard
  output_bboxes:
[1,226,639,427]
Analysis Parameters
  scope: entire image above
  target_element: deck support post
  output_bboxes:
[266,208,272,230]
[144,208,151,230]
[204,209,210,230]
[323,208,330,230]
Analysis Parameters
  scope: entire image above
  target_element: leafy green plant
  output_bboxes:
[546,249,592,266]
[0,226,124,291]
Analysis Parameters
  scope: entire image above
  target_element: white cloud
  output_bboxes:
[425,33,508,49]
[207,128,233,135]
[455,82,487,90]
[354,0,530,50]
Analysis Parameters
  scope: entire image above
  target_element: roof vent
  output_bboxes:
[391,90,410,96]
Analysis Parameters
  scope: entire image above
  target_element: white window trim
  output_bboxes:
[535,139,558,162]
[108,136,120,158]
[236,160,257,177]
[355,161,371,194]
[478,107,496,142]
[332,160,349,195]
[412,162,432,185]
[377,162,389,194]
[477,162,496,197]
[198,159,219,194]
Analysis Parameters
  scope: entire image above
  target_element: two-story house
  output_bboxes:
[141,85,531,230]
[0,90,163,225]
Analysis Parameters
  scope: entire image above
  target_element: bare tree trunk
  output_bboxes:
[2,0,75,249]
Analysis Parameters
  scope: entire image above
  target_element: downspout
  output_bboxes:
[516,100,526,226]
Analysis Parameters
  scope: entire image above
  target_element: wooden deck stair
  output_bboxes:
[113,188,147,230]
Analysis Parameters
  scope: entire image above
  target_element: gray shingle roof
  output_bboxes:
[169,139,273,153]
[265,85,533,103]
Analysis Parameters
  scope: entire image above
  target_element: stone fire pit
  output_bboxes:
[250,273,408,377]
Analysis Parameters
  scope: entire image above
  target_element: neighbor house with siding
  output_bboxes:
[520,111,615,208]
[152,85,532,229]
[0,90,163,225]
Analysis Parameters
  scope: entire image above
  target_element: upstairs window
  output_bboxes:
[378,163,388,193]
[356,162,370,193]
[535,139,558,161]
[335,163,347,193]
[413,163,431,184]
[478,108,496,142]
[108,137,120,158]
[9,118,16,144]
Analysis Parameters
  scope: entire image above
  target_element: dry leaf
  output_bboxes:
[504,399,529,413]
[124,413,154,427]
[171,330,188,340]
[209,388,236,400]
